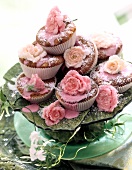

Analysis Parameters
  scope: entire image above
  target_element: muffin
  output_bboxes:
[36,6,76,55]
[55,70,99,111]
[63,35,98,74]
[90,32,123,60]
[18,41,64,80]
[16,73,56,103]
[90,55,132,93]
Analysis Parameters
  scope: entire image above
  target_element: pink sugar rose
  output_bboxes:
[42,100,65,126]
[60,70,91,95]
[45,6,66,35]
[96,85,118,112]
[64,46,86,68]
[26,74,45,92]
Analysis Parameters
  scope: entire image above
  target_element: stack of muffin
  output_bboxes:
[16,6,132,143]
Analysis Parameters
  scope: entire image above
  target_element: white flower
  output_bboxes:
[29,131,46,162]
[36,150,46,161]
[29,146,37,161]
[30,131,41,145]
[29,146,46,161]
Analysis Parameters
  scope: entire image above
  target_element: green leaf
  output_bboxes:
[22,109,89,131]
[2,83,20,105]
[3,63,22,83]
[0,89,6,102]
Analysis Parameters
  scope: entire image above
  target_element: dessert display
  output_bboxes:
[19,41,64,80]
[36,6,76,55]
[1,5,132,170]
[11,5,132,146]
[90,55,132,93]
[90,31,123,60]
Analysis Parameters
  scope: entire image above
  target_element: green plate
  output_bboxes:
[14,102,132,160]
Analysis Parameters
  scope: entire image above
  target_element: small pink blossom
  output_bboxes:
[64,46,86,68]
[26,74,45,92]
[29,146,37,161]
[60,70,91,95]
[29,146,46,162]
[96,84,118,112]
[104,55,126,74]
[45,6,66,34]
[29,131,46,161]
[42,100,65,126]
[36,150,46,161]
[29,131,42,145]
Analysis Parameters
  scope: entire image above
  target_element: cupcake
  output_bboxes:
[55,70,99,111]
[18,41,64,80]
[16,73,56,103]
[90,55,132,93]
[36,6,76,55]
[63,35,98,74]
[90,32,123,60]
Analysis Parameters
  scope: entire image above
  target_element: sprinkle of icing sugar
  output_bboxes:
[38,21,74,46]
[36,56,59,67]
[84,47,93,56]
[46,82,56,90]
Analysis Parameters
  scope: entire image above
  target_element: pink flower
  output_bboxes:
[29,146,37,161]
[26,74,45,92]
[96,85,118,112]
[60,70,91,95]
[104,55,126,74]
[35,150,46,161]
[42,100,65,126]
[18,43,47,63]
[45,6,66,35]
[64,46,86,68]
[29,131,42,146]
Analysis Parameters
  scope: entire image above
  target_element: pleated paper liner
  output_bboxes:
[43,31,76,55]
[20,61,63,80]
[117,82,132,93]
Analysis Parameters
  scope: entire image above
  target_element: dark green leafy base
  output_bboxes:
[45,122,105,143]
[21,87,132,143]
[1,63,132,144]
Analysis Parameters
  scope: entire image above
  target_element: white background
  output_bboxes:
[0,0,132,86]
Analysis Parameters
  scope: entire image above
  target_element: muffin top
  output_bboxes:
[17,73,56,100]
[18,41,64,68]
[36,6,76,47]
[90,55,132,87]
[90,32,122,59]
